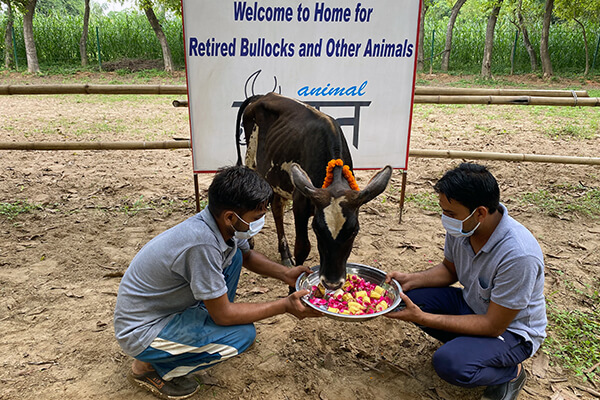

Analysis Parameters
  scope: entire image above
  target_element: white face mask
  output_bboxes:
[233,213,265,240]
[441,208,480,238]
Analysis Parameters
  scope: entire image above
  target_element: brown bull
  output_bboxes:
[236,92,391,290]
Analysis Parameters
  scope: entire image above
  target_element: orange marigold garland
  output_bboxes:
[322,159,360,191]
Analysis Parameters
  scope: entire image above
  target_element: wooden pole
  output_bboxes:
[172,99,188,107]
[0,84,588,99]
[408,149,600,166]
[413,95,600,107]
[414,87,589,98]
[194,173,201,213]
[1,142,599,166]
[0,84,188,95]
[173,95,598,108]
[0,141,191,150]
[398,170,408,224]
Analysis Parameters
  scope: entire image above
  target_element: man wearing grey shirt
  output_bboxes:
[114,166,321,399]
[386,163,546,400]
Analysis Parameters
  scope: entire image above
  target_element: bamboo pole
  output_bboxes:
[0,84,187,95]
[415,87,589,97]
[414,95,600,107]
[0,141,191,150]
[0,84,590,98]
[172,99,188,107]
[1,141,599,166]
[173,95,600,108]
[409,149,600,166]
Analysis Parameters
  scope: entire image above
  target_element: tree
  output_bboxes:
[441,0,468,72]
[14,0,40,73]
[417,0,431,72]
[108,0,179,71]
[140,0,174,71]
[555,0,600,75]
[2,0,15,69]
[481,0,504,79]
[508,0,538,71]
[79,0,90,66]
[540,0,553,77]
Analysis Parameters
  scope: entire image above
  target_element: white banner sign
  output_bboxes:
[182,0,421,172]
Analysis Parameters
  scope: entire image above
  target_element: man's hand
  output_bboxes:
[284,289,323,319]
[282,265,314,288]
[384,292,423,323]
[385,271,420,292]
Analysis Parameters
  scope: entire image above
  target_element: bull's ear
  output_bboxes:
[289,163,318,198]
[355,165,392,206]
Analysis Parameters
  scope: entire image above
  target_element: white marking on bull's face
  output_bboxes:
[244,124,259,169]
[322,196,346,239]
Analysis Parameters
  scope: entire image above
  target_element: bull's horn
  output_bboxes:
[289,163,318,198]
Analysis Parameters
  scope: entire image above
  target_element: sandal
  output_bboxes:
[128,370,200,400]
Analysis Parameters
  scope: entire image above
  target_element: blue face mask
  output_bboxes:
[233,213,265,240]
[441,208,480,238]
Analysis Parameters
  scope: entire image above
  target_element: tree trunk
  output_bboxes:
[3,0,14,69]
[23,0,40,73]
[540,0,553,78]
[142,1,174,72]
[573,18,589,75]
[481,0,503,79]
[417,1,428,72]
[79,0,90,66]
[441,0,467,72]
[516,0,537,71]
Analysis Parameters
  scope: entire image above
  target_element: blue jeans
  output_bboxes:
[407,287,533,388]
[135,249,256,380]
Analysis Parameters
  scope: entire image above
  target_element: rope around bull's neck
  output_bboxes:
[322,159,360,191]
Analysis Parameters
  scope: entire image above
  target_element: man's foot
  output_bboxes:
[128,370,200,400]
[481,366,527,400]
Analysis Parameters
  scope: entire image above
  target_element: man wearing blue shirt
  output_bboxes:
[386,163,546,400]
[115,166,321,399]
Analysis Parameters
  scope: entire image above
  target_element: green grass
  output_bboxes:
[544,282,600,382]
[518,184,600,218]
[0,200,42,220]
[405,192,440,212]
[547,124,597,140]
[112,196,198,216]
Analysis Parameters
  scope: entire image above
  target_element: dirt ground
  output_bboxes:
[1,70,599,400]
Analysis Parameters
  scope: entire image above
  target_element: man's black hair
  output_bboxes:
[434,163,500,213]
[208,165,273,217]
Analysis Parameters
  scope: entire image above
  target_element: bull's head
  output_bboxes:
[289,162,392,290]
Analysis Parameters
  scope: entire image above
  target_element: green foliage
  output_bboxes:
[421,0,600,75]
[0,10,185,69]
[36,0,84,16]
[555,0,600,21]
[0,200,42,220]
[544,282,600,382]
[518,184,600,217]
[0,1,598,74]
[405,192,440,212]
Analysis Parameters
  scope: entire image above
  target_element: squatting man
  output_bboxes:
[385,163,546,400]
[114,166,321,399]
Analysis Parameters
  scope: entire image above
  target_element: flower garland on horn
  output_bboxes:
[322,159,360,191]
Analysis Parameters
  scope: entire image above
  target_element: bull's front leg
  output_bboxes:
[271,194,294,267]
[292,194,312,266]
